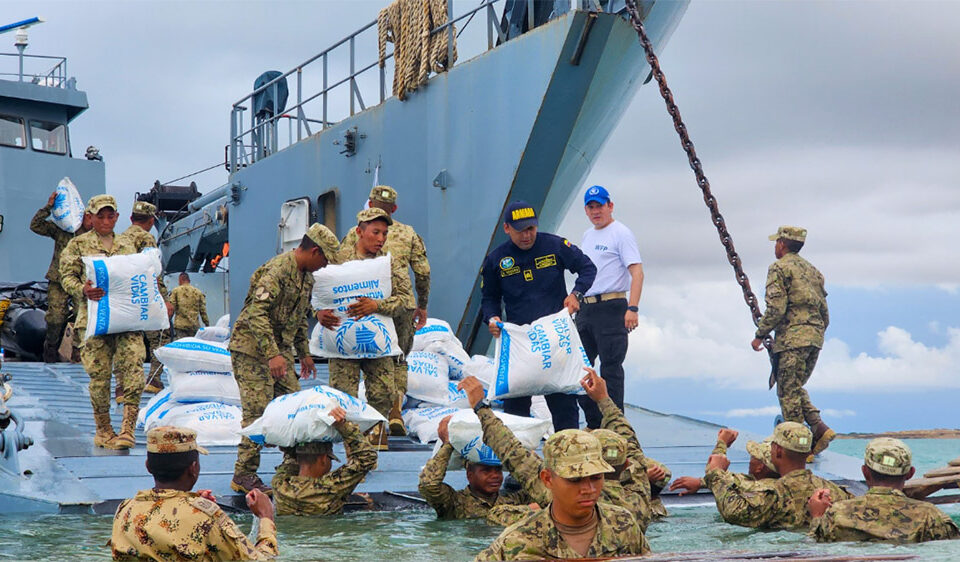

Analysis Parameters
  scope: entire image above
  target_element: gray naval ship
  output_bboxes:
[0,2,866,514]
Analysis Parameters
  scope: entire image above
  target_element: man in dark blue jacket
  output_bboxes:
[480,201,596,430]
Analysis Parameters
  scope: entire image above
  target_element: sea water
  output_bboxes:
[1,440,958,561]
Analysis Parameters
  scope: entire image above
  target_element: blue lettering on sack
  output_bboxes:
[494,324,510,396]
[93,260,111,335]
[552,317,572,356]
[527,324,552,369]
[409,358,440,378]
[332,279,380,294]
[130,274,150,320]
[166,341,231,355]
[416,324,450,335]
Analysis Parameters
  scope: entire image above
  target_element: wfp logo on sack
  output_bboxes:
[335,316,393,357]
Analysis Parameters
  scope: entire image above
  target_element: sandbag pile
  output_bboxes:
[82,248,170,339]
[240,385,386,446]
[138,338,243,446]
[309,255,401,359]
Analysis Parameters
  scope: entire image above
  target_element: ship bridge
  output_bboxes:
[0,25,105,284]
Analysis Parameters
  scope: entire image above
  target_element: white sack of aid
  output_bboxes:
[51,177,86,233]
[83,248,170,339]
[401,405,459,444]
[167,369,241,406]
[309,255,400,359]
[412,318,455,350]
[431,408,552,468]
[138,389,242,446]
[405,351,471,408]
[153,337,233,373]
[240,385,386,446]
[487,309,589,400]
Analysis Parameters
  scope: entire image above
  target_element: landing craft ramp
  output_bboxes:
[0,362,864,514]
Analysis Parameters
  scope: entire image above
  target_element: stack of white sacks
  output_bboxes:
[402,309,590,465]
[138,337,243,447]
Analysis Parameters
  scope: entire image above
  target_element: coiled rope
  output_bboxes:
[379,0,458,100]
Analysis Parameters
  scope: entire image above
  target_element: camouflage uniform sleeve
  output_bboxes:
[244,269,284,359]
[374,255,411,317]
[30,205,58,237]
[921,510,960,541]
[486,504,537,527]
[327,421,378,495]
[711,438,728,456]
[59,237,85,301]
[409,233,430,308]
[207,511,279,560]
[477,407,550,506]
[418,442,461,518]
[756,263,786,339]
[820,291,830,330]
[474,528,511,562]
[598,397,647,462]
[200,292,210,326]
[703,467,777,528]
[809,511,836,542]
[294,317,310,359]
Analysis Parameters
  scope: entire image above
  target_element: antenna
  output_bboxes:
[0,17,45,82]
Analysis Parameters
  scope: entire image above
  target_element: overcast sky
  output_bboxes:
[10,1,960,433]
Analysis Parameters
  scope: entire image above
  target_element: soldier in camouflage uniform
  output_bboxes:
[702,421,851,531]
[325,208,413,451]
[30,191,91,362]
[169,272,209,339]
[419,413,530,520]
[752,226,835,457]
[809,438,959,543]
[110,426,278,560]
[341,185,430,436]
[475,429,649,561]
[118,200,170,394]
[61,195,145,450]
[670,429,782,524]
[271,406,378,516]
[458,376,648,528]
[230,223,339,496]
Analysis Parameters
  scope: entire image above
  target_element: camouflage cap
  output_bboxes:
[772,421,813,454]
[132,200,157,216]
[356,207,393,226]
[543,429,614,479]
[768,225,807,243]
[295,441,341,462]
[369,185,397,204]
[864,437,912,476]
[88,194,118,214]
[146,426,208,455]
[591,429,627,467]
[305,223,340,262]
[745,438,777,473]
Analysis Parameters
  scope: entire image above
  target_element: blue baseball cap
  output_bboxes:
[503,200,539,230]
[584,185,611,205]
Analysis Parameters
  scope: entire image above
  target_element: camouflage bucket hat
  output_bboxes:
[745,438,777,473]
[543,429,614,479]
[369,185,397,204]
[772,422,813,453]
[296,441,341,462]
[356,207,393,226]
[146,426,208,455]
[864,438,912,476]
[132,200,157,216]
[591,429,627,467]
[88,194,118,214]
[305,223,341,262]
[768,225,807,243]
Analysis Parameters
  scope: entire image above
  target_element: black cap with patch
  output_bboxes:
[503,200,538,230]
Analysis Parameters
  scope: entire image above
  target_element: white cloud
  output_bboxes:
[622,282,960,392]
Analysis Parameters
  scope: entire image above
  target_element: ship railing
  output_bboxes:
[0,53,68,88]
[228,0,619,173]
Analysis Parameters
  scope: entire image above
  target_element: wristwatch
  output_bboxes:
[572,291,584,303]
[627,305,639,312]
[473,400,491,414]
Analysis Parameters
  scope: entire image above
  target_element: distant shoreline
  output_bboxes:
[838,429,960,439]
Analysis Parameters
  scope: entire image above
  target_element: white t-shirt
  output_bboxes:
[581,220,642,297]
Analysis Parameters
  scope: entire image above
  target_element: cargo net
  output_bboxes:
[378,0,458,101]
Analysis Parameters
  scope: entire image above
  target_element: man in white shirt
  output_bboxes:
[576,185,644,428]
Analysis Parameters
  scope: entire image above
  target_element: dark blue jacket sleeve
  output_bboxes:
[560,238,596,295]
[480,254,502,324]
